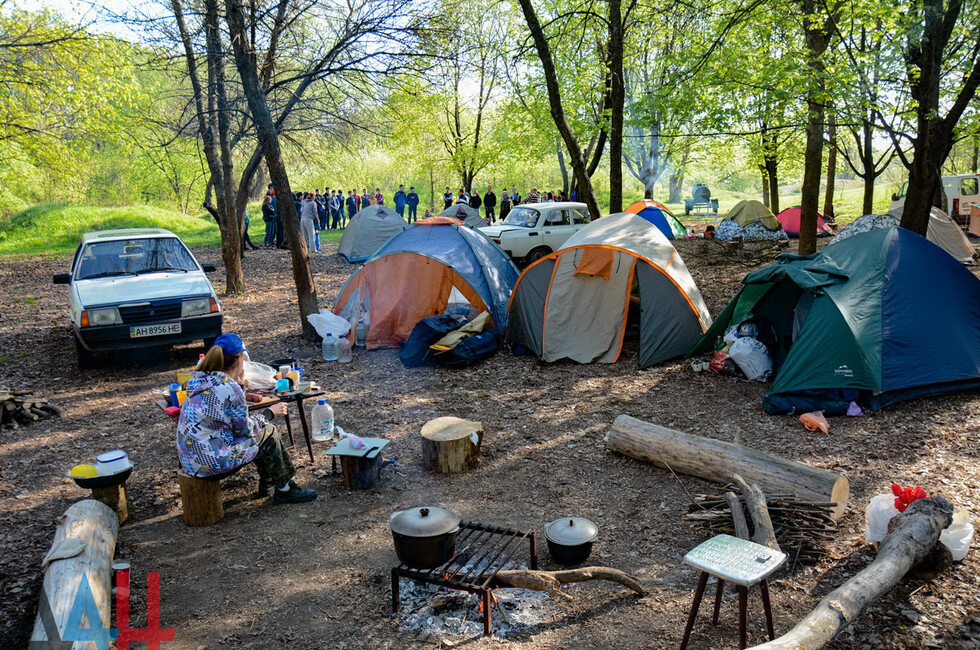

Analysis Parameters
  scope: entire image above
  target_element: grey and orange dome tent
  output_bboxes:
[507,212,712,367]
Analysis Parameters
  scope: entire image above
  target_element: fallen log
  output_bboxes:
[605,415,849,520]
[750,496,953,649]
[30,500,119,647]
[486,567,648,600]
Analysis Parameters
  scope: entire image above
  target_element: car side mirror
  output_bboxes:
[201,264,217,273]
[891,193,899,201]
[53,273,71,285]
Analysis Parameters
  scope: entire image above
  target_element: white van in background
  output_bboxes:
[889,173,980,226]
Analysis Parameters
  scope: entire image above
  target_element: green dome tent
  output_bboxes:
[691,227,980,411]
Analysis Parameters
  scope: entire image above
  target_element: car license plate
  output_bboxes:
[130,323,181,338]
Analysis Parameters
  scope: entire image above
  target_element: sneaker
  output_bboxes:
[273,480,317,504]
[256,478,275,498]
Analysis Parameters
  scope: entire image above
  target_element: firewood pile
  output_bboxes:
[0,389,62,430]
[685,487,838,565]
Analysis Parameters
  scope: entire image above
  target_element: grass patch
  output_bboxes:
[0,203,345,256]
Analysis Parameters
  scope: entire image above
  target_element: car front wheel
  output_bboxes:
[525,247,551,265]
[74,335,95,370]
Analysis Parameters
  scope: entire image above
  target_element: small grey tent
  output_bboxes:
[338,205,410,263]
[439,204,489,229]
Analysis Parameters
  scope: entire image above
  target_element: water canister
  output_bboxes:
[355,318,368,347]
[337,335,353,363]
[310,398,334,442]
[321,333,338,361]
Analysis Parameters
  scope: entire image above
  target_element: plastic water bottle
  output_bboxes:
[354,317,368,347]
[321,333,337,361]
[310,398,334,442]
[336,335,352,363]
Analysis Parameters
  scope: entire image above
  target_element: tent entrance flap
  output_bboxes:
[542,250,635,363]
[637,261,707,367]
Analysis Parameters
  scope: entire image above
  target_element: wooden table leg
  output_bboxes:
[529,532,538,570]
[293,396,316,463]
[712,578,725,625]
[760,579,775,640]
[737,585,748,649]
[680,571,709,650]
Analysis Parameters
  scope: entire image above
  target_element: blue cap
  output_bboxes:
[213,333,247,355]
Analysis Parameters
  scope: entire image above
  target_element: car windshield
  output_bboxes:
[502,207,540,228]
[75,237,198,280]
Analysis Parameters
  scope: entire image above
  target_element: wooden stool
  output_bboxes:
[177,470,224,526]
[679,534,786,649]
[420,417,482,473]
[91,483,130,525]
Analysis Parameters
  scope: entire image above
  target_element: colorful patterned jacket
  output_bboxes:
[176,371,268,477]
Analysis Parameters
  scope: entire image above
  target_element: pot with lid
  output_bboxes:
[544,516,598,565]
[389,506,461,570]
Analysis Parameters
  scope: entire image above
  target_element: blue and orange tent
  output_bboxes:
[333,217,519,349]
[625,200,688,239]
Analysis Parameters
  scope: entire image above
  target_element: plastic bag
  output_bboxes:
[800,411,830,435]
[864,493,900,544]
[709,349,729,373]
[242,352,276,391]
[940,509,974,561]
[307,310,351,339]
[728,336,772,381]
[723,325,740,346]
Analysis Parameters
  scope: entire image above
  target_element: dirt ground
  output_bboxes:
[1,235,979,649]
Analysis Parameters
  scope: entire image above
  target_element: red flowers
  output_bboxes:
[891,483,927,512]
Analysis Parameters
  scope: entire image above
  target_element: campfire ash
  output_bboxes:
[395,572,551,639]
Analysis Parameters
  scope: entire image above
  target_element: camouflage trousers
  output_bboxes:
[254,425,295,488]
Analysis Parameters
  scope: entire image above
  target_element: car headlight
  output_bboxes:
[181,298,211,317]
[86,308,122,326]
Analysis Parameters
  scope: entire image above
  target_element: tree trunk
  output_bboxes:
[225,0,320,341]
[760,164,771,208]
[556,138,570,196]
[30,500,119,646]
[204,0,245,293]
[752,497,953,650]
[517,0,602,220]
[823,109,837,221]
[604,415,849,520]
[607,0,624,213]
[901,0,980,235]
[765,155,780,215]
[860,114,876,215]
[798,0,830,256]
[668,169,684,203]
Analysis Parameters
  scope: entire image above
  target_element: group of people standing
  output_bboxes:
[442,186,571,224]
[250,181,574,254]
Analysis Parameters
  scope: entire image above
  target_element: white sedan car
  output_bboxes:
[53,229,223,368]
[479,202,592,264]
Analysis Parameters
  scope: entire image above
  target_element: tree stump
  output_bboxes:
[177,470,223,526]
[91,483,130,525]
[421,417,483,473]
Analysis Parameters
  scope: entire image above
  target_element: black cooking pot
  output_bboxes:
[545,517,598,565]
[389,506,460,570]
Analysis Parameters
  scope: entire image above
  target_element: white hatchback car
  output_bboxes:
[53,229,223,368]
[479,202,592,264]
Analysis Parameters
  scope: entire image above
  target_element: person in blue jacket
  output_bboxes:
[406,187,420,222]
[393,184,408,217]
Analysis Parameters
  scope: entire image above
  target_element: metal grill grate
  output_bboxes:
[118,299,182,324]
[391,521,537,636]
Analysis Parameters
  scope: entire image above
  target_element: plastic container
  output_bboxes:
[322,333,338,361]
[337,335,353,363]
[168,383,181,407]
[310,398,334,442]
[355,318,368,347]
[940,510,975,561]
[96,450,131,475]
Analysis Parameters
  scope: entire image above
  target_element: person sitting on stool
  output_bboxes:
[176,333,317,504]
